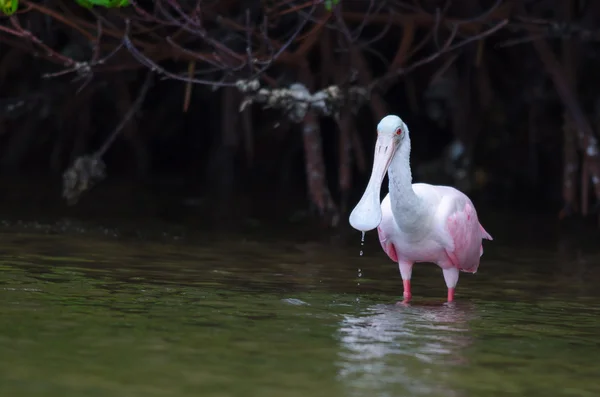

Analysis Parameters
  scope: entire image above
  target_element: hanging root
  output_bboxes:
[297,61,338,225]
[62,72,154,204]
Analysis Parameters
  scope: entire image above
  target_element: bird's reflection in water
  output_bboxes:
[336,302,476,397]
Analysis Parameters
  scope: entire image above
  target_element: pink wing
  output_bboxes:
[444,201,493,273]
[377,226,398,262]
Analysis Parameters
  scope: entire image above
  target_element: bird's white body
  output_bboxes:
[349,115,492,302]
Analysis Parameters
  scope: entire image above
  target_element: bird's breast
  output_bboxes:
[391,235,445,263]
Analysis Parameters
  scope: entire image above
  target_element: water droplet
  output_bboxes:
[358,232,366,287]
[359,231,365,256]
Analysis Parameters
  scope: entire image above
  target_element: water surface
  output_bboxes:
[1,220,599,397]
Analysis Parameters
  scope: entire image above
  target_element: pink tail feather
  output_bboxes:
[479,224,493,240]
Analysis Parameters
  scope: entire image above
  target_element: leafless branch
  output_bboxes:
[236,79,368,122]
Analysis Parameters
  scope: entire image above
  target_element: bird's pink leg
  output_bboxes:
[442,267,459,303]
[403,280,412,301]
[399,262,413,302]
[447,288,455,302]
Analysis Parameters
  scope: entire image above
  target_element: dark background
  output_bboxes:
[0,0,599,232]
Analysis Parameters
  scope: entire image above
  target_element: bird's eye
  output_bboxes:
[395,128,402,136]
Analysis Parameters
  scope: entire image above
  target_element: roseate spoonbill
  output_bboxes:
[349,115,492,303]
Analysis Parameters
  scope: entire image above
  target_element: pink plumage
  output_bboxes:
[349,115,492,303]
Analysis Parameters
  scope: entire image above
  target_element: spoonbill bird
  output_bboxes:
[349,115,492,302]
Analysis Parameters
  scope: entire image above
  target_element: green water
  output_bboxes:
[0,225,599,397]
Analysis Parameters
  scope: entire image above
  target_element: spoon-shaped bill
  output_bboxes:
[349,134,397,232]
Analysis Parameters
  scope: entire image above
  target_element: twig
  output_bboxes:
[2,15,77,67]
[43,20,125,93]
[371,19,508,92]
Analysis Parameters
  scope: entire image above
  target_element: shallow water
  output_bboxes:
[1,220,600,397]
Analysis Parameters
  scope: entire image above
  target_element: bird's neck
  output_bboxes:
[387,136,430,231]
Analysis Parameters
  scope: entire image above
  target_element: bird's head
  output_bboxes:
[376,114,409,147]
[349,114,409,232]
